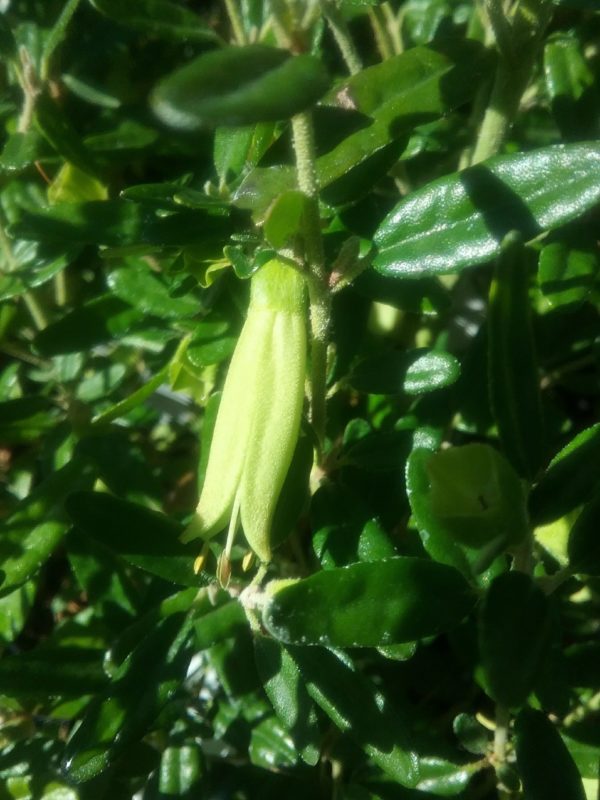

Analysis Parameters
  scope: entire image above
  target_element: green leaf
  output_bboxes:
[0,647,106,698]
[40,0,81,80]
[416,756,481,796]
[0,397,57,443]
[311,483,397,568]
[488,234,545,480]
[529,423,600,525]
[11,200,229,248]
[249,715,299,770]
[66,491,206,587]
[194,601,248,650]
[350,349,460,395]
[514,708,586,800]
[290,646,419,787]
[34,295,141,356]
[107,260,199,319]
[374,143,600,277]
[0,582,36,644]
[410,443,528,552]
[317,40,490,203]
[479,572,551,709]
[567,491,600,575]
[35,93,98,176]
[544,34,598,140]
[0,14,17,61]
[89,0,220,42]
[152,45,330,129]
[158,746,204,796]
[0,131,44,173]
[64,612,194,782]
[262,557,475,647]
[0,459,95,596]
[538,231,598,311]
[254,636,321,765]
[263,190,307,250]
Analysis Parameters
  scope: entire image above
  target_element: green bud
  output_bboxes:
[182,259,307,563]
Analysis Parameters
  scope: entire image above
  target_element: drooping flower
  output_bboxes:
[181,258,307,564]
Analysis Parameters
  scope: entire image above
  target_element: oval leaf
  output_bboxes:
[262,557,475,647]
[152,45,330,129]
[374,143,600,277]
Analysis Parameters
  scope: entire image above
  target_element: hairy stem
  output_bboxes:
[291,112,330,449]
[321,1,363,74]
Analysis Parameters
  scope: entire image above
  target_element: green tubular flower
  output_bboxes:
[181,259,307,564]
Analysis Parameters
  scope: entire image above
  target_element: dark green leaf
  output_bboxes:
[479,572,551,709]
[0,14,17,61]
[35,295,141,355]
[530,423,600,525]
[544,34,599,140]
[89,0,220,42]
[0,647,106,697]
[0,459,95,596]
[515,708,586,800]
[107,260,199,319]
[0,130,44,173]
[290,646,419,787]
[374,143,600,277]
[35,93,98,176]
[254,636,320,765]
[263,557,475,647]
[567,491,600,575]
[152,45,330,129]
[194,601,247,649]
[66,491,206,586]
[538,233,598,311]
[350,349,460,395]
[488,235,545,479]
[0,396,57,443]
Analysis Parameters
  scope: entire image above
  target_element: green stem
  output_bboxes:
[471,0,553,164]
[368,4,395,60]
[493,703,511,799]
[223,0,247,44]
[291,112,330,449]
[321,1,363,74]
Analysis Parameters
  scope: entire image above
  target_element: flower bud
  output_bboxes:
[182,259,307,564]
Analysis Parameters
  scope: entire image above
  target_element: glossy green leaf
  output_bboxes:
[263,557,475,647]
[254,636,320,765]
[249,715,298,769]
[35,295,141,355]
[0,131,44,173]
[0,459,95,596]
[374,143,600,277]
[292,646,418,785]
[567,491,600,575]
[350,349,460,396]
[529,423,600,525]
[89,0,220,42]
[152,45,330,129]
[452,714,491,756]
[0,582,36,644]
[538,233,598,311]
[416,756,481,796]
[515,708,586,800]
[66,491,206,587]
[488,235,545,479]
[479,572,551,708]
[158,746,204,796]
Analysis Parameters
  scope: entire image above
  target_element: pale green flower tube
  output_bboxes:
[182,259,307,563]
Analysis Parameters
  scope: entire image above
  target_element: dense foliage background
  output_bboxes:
[1,0,600,798]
